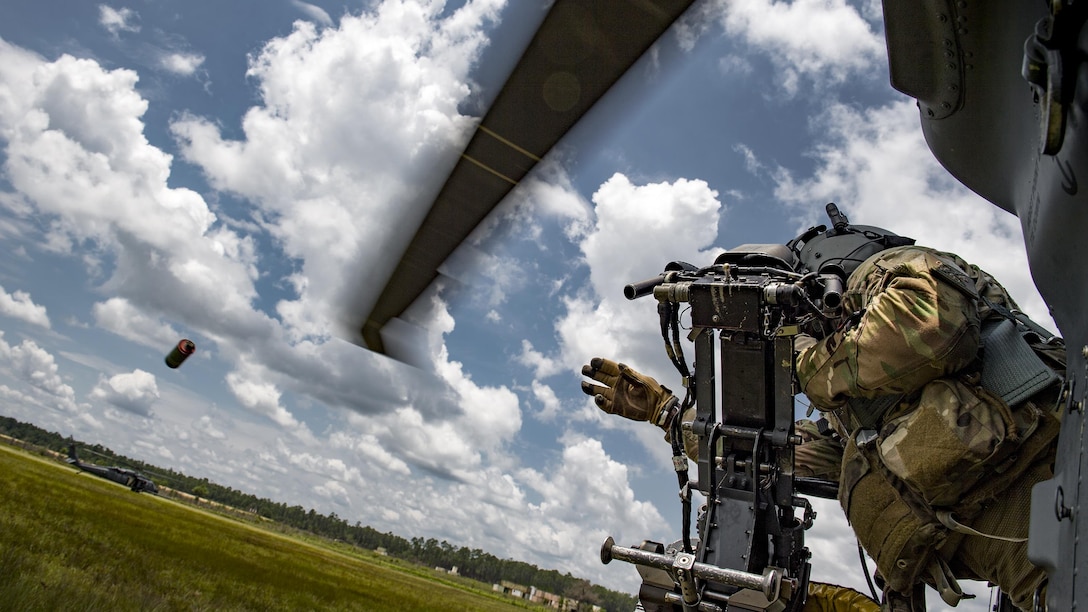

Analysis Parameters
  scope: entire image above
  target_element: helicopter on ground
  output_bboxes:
[66,442,159,494]
[352,0,1088,609]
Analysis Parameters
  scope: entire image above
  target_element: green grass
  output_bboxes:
[0,444,537,611]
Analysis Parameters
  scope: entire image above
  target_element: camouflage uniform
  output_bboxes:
[793,245,1063,610]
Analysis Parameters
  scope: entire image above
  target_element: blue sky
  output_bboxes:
[0,1,1047,607]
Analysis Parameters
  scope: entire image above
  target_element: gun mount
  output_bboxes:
[606,251,844,611]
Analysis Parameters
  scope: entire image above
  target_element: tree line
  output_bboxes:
[0,415,636,612]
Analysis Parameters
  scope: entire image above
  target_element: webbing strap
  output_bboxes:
[927,555,971,607]
[935,510,1028,543]
[983,299,1059,343]
[846,394,903,431]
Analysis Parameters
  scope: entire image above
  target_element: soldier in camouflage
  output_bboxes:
[582,230,1064,611]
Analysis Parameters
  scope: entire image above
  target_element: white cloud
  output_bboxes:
[521,167,593,240]
[539,173,726,393]
[353,299,523,481]
[226,367,298,428]
[513,437,667,585]
[490,172,731,469]
[529,379,561,421]
[702,0,885,96]
[98,5,140,36]
[0,43,268,349]
[734,143,764,175]
[0,331,81,412]
[329,429,411,476]
[90,369,160,416]
[93,297,182,349]
[280,439,366,486]
[314,479,351,505]
[159,52,206,76]
[321,433,669,591]
[0,285,50,328]
[170,0,506,341]
[516,339,560,379]
[193,415,226,440]
[767,99,1051,328]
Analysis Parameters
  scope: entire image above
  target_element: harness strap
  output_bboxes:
[845,394,902,431]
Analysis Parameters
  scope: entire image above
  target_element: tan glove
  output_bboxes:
[580,357,678,428]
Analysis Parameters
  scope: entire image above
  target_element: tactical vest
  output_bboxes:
[834,254,1064,606]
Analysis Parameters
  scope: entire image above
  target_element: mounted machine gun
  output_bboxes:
[603,245,845,611]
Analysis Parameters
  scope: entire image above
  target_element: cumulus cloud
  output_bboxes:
[99,5,140,37]
[766,99,1051,328]
[0,285,50,328]
[0,331,81,412]
[332,433,668,591]
[93,297,182,349]
[695,0,885,96]
[529,379,561,421]
[517,339,561,379]
[345,296,523,481]
[170,0,506,341]
[329,429,411,476]
[0,40,373,418]
[226,367,299,428]
[541,173,726,392]
[193,414,226,440]
[520,166,594,240]
[90,369,160,416]
[512,437,667,583]
[0,43,266,347]
[159,52,206,76]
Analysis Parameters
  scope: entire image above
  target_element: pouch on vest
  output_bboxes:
[877,378,1022,507]
[839,434,948,595]
[979,317,1060,407]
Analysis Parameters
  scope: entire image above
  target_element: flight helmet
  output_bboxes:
[787,203,915,280]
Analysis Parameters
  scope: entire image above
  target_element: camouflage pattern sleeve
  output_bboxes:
[795,246,982,411]
[793,419,844,481]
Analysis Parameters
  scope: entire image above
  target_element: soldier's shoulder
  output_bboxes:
[850,244,943,281]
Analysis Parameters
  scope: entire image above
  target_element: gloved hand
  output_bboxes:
[580,357,678,428]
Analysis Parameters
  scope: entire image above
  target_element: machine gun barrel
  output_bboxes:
[601,537,784,602]
[624,274,667,300]
[821,274,843,310]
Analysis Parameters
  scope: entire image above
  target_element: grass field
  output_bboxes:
[0,444,538,611]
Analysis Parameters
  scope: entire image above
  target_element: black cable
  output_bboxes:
[658,301,676,364]
[670,417,693,555]
[858,541,879,602]
[670,303,691,379]
[659,301,688,377]
[659,294,695,554]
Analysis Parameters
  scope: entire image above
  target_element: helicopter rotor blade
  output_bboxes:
[360,0,697,354]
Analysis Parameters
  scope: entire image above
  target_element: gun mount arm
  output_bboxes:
[601,537,790,605]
